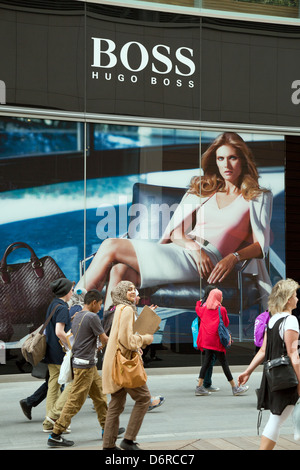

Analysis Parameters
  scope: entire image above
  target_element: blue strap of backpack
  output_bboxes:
[218,306,222,324]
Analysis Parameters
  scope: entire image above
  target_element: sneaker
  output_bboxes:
[232,385,249,396]
[43,416,71,433]
[195,385,211,396]
[120,439,141,450]
[205,386,220,392]
[19,399,32,420]
[47,434,74,448]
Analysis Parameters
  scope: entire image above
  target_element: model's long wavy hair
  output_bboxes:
[189,132,266,201]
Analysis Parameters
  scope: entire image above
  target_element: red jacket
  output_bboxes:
[196,301,229,354]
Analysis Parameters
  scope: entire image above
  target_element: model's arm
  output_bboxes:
[208,241,263,284]
[207,191,272,283]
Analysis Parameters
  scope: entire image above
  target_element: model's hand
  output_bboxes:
[207,253,238,284]
[191,249,214,279]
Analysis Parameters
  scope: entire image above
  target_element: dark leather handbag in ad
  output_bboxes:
[0,241,65,343]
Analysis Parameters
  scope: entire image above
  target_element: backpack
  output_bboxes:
[218,306,231,348]
[191,317,200,349]
[254,310,270,347]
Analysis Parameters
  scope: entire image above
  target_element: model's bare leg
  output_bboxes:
[76,238,140,292]
[104,263,140,309]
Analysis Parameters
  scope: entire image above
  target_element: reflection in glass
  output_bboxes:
[118,0,299,20]
[0,119,287,371]
[0,118,83,159]
[0,117,85,342]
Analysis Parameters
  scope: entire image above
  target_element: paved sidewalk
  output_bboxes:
[0,366,299,451]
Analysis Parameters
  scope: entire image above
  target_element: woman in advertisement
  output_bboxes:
[76,132,273,309]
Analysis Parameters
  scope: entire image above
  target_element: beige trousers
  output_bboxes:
[52,366,107,435]
[43,363,72,430]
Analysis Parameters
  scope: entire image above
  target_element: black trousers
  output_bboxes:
[199,349,233,382]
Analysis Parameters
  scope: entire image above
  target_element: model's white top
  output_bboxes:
[160,189,273,308]
[188,193,251,257]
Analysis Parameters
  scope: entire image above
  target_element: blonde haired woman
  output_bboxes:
[77,132,273,309]
[238,279,300,450]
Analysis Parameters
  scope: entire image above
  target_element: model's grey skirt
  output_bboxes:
[129,240,221,288]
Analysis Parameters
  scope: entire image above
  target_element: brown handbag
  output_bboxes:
[112,306,147,389]
[0,241,65,343]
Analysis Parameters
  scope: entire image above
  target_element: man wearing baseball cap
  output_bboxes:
[42,277,74,433]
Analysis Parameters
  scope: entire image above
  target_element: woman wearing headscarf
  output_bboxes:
[196,288,248,396]
[102,281,154,450]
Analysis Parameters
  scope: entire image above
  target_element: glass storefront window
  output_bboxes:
[0,117,85,373]
[0,118,83,159]
[202,0,299,20]
[0,1,296,376]
[200,131,285,343]
[84,124,201,358]
[0,117,287,372]
[99,0,300,21]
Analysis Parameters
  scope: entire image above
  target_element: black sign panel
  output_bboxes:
[201,18,300,127]
[0,1,299,126]
[0,0,85,112]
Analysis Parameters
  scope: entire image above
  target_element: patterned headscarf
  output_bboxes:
[111,280,137,313]
[68,287,87,309]
[206,288,223,310]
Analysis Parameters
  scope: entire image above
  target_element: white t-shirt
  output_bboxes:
[268,312,299,340]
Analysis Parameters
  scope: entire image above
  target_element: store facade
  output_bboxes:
[0,0,300,372]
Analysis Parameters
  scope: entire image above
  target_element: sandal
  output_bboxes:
[148,396,165,411]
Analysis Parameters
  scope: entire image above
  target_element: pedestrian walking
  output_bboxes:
[48,290,112,447]
[238,278,300,450]
[102,280,153,450]
[195,285,219,393]
[196,288,248,396]
[42,278,74,432]
[102,291,165,413]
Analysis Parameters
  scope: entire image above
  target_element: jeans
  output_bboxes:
[27,374,49,408]
[200,352,217,388]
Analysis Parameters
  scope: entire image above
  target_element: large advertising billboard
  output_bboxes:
[0,118,285,369]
